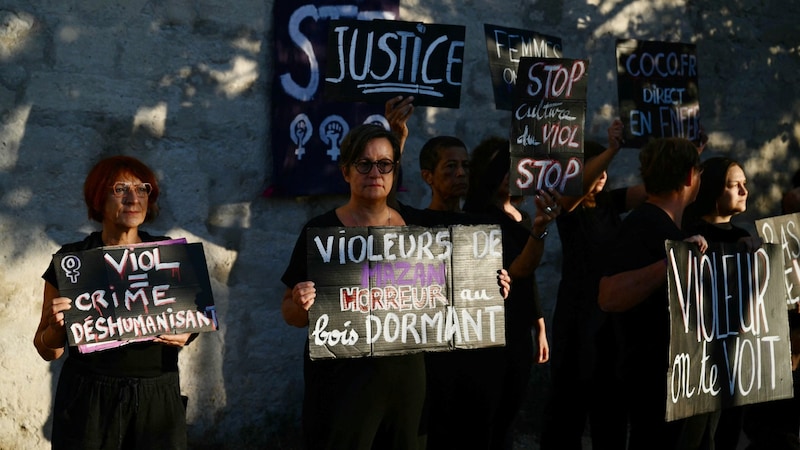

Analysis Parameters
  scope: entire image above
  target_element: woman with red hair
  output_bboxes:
[34,155,192,449]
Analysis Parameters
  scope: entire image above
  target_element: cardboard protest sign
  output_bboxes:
[324,19,465,108]
[509,57,588,197]
[54,242,217,348]
[268,1,400,196]
[616,39,700,148]
[306,224,505,360]
[665,240,792,422]
[756,213,800,307]
[483,24,562,111]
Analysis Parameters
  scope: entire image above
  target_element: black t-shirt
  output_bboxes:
[604,203,686,380]
[281,209,426,438]
[43,231,179,377]
[683,219,751,243]
[553,188,627,373]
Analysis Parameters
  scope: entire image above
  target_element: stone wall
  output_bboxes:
[1,1,797,448]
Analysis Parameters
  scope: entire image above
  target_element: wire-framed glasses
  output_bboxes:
[353,159,395,174]
[110,182,152,198]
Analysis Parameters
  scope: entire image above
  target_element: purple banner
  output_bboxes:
[269,1,401,197]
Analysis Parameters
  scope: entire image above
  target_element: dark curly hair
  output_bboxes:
[639,137,700,195]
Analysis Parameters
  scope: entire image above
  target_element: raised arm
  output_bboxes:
[509,190,560,279]
[385,95,415,154]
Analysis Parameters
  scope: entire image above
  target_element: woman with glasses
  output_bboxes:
[34,155,192,449]
[282,124,424,449]
[281,125,432,449]
[282,124,510,449]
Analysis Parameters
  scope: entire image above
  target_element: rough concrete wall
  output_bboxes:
[0,1,797,448]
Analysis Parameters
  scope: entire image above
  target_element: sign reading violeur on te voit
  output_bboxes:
[306,225,505,360]
[54,241,218,347]
[665,240,792,422]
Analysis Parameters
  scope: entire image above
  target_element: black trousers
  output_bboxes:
[52,359,187,450]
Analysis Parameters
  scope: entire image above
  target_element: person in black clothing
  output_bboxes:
[685,157,799,450]
[598,137,709,450]
[682,157,761,450]
[683,157,759,247]
[34,155,193,449]
[542,119,646,450]
[463,137,557,449]
[281,124,513,449]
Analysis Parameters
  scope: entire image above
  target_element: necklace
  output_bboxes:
[350,208,392,226]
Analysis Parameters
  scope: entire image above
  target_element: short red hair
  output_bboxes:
[83,156,160,223]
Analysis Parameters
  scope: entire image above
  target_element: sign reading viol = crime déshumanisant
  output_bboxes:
[54,241,218,350]
[307,224,506,360]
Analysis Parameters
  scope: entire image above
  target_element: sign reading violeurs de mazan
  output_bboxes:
[307,224,506,360]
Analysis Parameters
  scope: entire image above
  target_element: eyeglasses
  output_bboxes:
[353,159,396,174]
[110,182,152,198]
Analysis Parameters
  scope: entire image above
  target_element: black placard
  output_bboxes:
[306,225,505,359]
[509,57,588,197]
[54,242,217,347]
[483,24,562,111]
[756,213,800,308]
[665,241,792,421]
[616,39,700,148]
[324,19,465,108]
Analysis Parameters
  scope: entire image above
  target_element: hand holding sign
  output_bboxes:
[38,295,72,353]
[385,95,415,151]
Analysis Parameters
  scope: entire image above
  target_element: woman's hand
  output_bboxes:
[497,269,511,299]
[534,318,550,364]
[384,95,415,152]
[44,296,72,331]
[532,188,562,234]
[293,281,316,311]
[154,333,193,347]
[607,118,624,151]
[684,234,708,253]
[35,284,71,361]
[282,281,316,328]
